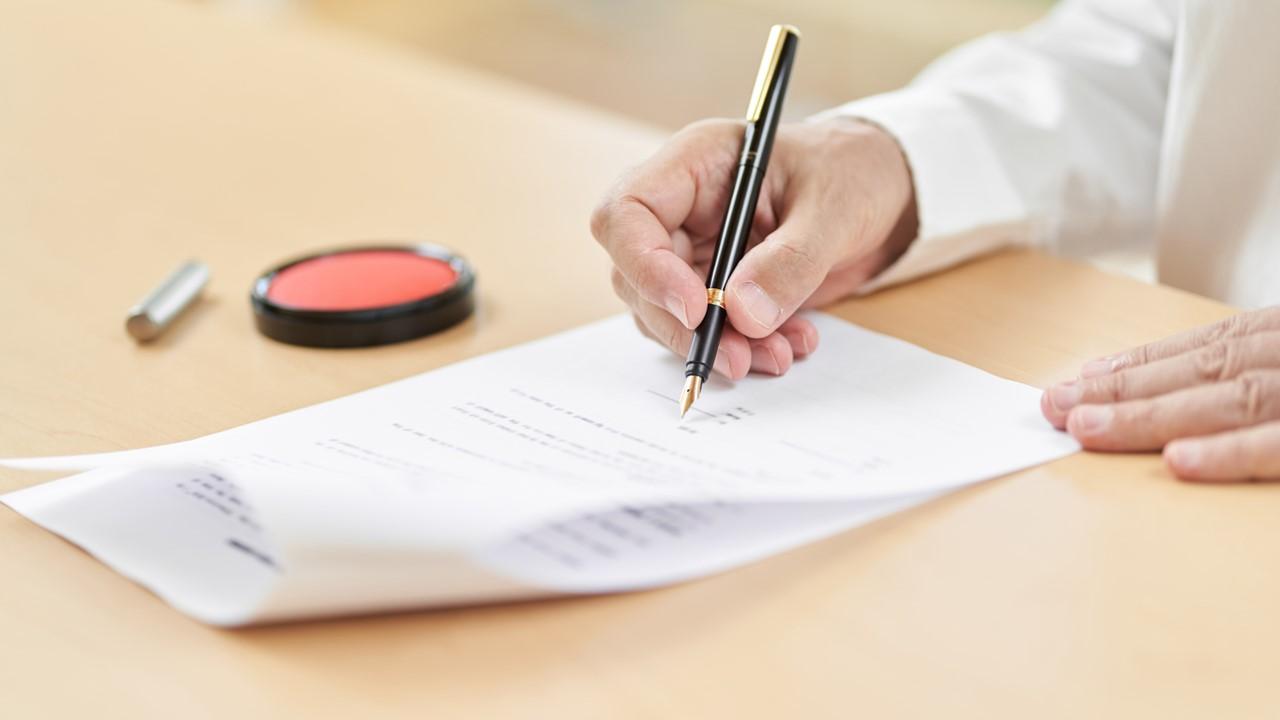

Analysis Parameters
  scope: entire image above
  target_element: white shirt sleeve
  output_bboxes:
[813,0,1177,292]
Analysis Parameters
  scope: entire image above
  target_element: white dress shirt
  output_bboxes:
[823,0,1280,308]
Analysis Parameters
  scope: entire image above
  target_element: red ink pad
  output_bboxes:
[251,244,475,347]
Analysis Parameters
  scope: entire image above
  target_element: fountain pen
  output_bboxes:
[679,24,800,419]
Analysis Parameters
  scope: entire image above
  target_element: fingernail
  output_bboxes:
[1081,354,1124,378]
[664,294,690,328]
[1166,442,1201,473]
[1071,405,1113,435]
[735,281,781,330]
[1049,381,1082,412]
[753,343,783,375]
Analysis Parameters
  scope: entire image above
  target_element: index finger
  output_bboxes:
[1081,308,1280,378]
[590,124,738,330]
[591,190,704,329]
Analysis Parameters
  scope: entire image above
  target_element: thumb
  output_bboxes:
[724,217,838,339]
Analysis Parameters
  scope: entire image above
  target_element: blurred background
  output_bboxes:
[204,0,1167,279]
[220,0,1051,129]
[206,1,1160,278]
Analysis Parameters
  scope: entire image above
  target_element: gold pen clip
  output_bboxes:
[745,24,800,123]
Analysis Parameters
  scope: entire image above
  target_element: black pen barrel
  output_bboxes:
[685,303,727,379]
[706,163,766,290]
[684,27,798,382]
[685,161,762,379]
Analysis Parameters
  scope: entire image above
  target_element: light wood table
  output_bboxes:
[2,2,1276,718]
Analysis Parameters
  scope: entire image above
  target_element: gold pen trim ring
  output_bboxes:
[707,288,725,307]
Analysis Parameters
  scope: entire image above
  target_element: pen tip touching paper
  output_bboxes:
[678,375,702,419]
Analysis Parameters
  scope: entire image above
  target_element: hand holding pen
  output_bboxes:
[590,25,919,411]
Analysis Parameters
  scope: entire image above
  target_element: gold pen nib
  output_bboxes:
[678,375,703,419]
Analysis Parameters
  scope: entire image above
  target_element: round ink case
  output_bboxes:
[251,244,475,348]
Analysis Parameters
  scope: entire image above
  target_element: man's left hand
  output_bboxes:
[1042,307,1280,482]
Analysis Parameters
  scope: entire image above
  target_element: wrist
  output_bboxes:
[809,116,918,274]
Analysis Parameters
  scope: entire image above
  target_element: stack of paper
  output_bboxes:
[1,314,1076,625]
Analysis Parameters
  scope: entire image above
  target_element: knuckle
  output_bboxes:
[610,268,629,299]
[1126,398,1158,427]
[1097,371,1127,402]
[662,320,683,353]
[1105,399,1155,440]
[1205,314,1247,344]
[1226,313,1251,337]
[1257,306,1280,330]
[680,117,741,140]
[589,195,621,242]
[630,247,667,295]
[1125,345,1147,370]
[1193,341,1231,382]
[1232,371,1271,424]
[1219,338,1248,379]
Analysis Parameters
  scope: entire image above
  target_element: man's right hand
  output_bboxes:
[590,117,918,379]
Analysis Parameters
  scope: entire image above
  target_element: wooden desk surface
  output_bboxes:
[2,2,1277,718]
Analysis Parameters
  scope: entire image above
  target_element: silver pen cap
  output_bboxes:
[125,260,210,342]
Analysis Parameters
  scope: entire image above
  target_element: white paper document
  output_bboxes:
[1,314,1077,625]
